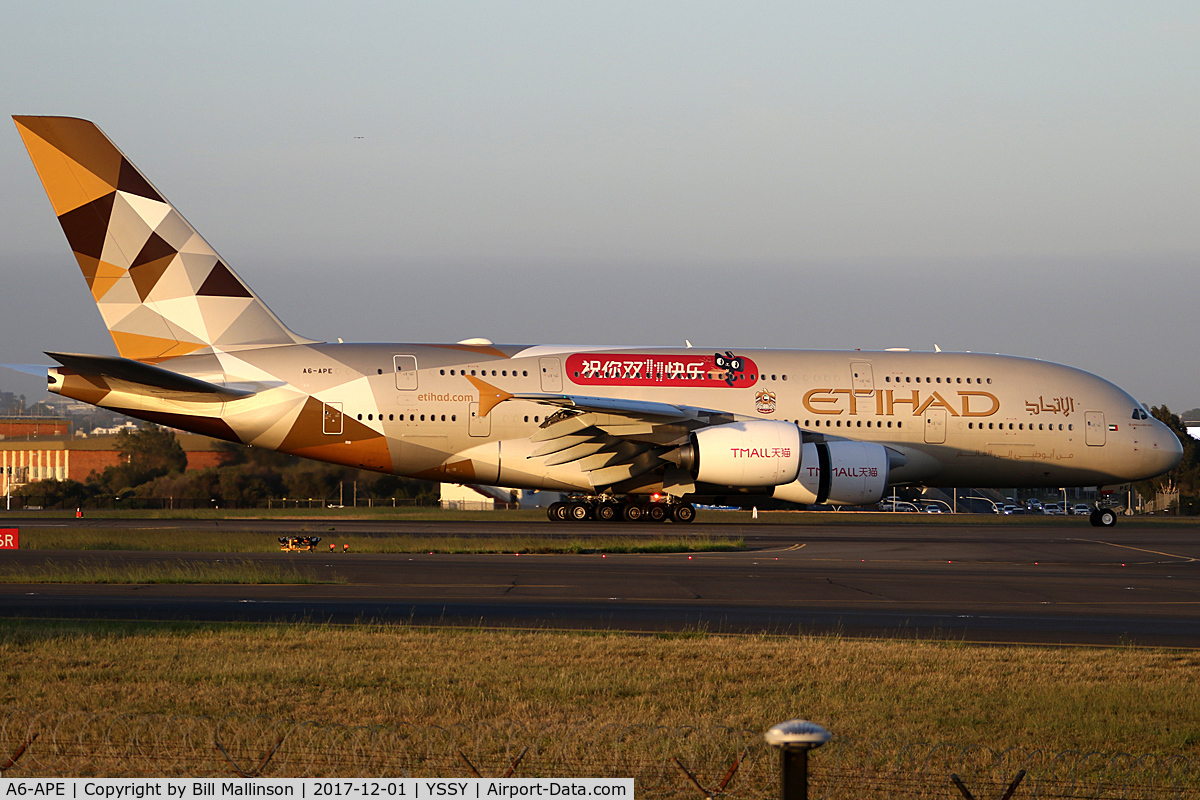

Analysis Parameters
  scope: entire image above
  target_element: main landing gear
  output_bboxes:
[1089,508,1118,527]
[546,497,696,524]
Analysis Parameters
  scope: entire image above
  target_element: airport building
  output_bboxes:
[0,416,71,439]
[0,433,230,494]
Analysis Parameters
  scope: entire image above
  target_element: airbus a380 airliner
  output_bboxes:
[10,116,1182,527]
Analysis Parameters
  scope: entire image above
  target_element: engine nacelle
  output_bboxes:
[772,441,891,505]
[675,420,802,487]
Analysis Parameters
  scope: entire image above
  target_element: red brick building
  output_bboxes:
[0,417,70,438]
[0,434,231,493]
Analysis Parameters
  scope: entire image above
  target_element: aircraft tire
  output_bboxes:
[647,504,668,523]
[1091,508,1117,527]
[671,504,696,524]
[568,502,591,521]
[547,502,564,522]
[596,504,617,522]
[622,503,644,522]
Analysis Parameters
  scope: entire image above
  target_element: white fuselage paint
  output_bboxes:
[53,344,1183,496]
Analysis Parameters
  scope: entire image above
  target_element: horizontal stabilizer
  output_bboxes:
[47,352,255,400]
[0,363,52,377]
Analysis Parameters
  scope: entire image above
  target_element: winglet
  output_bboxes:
[466,376,513,417]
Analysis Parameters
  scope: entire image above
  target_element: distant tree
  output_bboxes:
[11,479,96,507]
[1132,406,1200,512]
[93,425,187,492]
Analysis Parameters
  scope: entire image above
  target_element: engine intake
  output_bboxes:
[674,420,802,487]
[772,441,891,505]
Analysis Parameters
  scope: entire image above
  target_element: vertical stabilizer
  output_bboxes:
[13,116,315,363]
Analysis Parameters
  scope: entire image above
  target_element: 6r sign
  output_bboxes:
[0,529,17,549]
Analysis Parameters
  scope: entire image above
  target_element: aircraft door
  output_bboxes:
[924,408,947,444]
[322,402,343,435]
[1085,411,1106,446]
[539,357,563,392]
[851,362,874,390]
[394,355,418,390]
[468,403,491,437]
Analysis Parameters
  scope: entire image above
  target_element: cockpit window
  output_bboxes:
[1132,408,1150,420]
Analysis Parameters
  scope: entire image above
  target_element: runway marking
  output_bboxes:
[1070,538,1198,563]
[362,584,572,589]
[757,543,807,553]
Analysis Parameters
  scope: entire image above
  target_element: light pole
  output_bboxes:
[764,719,830,800]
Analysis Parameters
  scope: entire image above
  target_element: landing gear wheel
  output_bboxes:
[647,504,669,523]
[547,502,565,522]
[568,502,591,521]
[1091,508,1117,527]
[622,503,645,522]
[596,504,617,522]
[671,504,696,524]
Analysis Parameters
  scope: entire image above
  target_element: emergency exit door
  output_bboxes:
[924,408,947,444]
[1085,411,1106,446]
[468,403,491,437]
[394,355,418,390]
[539,358,562,392]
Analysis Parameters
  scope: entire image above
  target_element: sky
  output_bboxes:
[1,2,1198,410]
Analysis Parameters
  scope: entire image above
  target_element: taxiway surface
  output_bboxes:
[2,517,1198,646]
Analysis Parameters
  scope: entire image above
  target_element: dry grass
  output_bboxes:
[0,559,344,584]
[15,528,744,554]
[0,620,1196,756]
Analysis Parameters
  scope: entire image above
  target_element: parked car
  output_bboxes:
[1073,503,1092,516]
[878,500,919,512]
[1043,503,1063,515]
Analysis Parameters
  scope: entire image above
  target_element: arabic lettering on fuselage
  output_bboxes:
[1024,396,1076,417]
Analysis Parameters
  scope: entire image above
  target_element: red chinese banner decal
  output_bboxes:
[565,352,760,388]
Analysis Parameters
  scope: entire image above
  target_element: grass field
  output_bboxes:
[0,558,345,584]
[12,528,746,554]
[0,619,1196,757]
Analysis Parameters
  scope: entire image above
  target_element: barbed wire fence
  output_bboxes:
[1,709,1198,798]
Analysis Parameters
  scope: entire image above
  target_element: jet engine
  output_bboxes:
[673,420,802,487]
[772,441,891,505]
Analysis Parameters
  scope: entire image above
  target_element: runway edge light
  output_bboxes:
[764,719,830,800]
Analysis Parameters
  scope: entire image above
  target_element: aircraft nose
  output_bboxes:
[1149,420,1184,475]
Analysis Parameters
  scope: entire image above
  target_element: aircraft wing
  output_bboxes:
[467,376,736,491]
[47,352,260,402]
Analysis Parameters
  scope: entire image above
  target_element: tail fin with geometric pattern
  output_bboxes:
[13,116,315,363]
